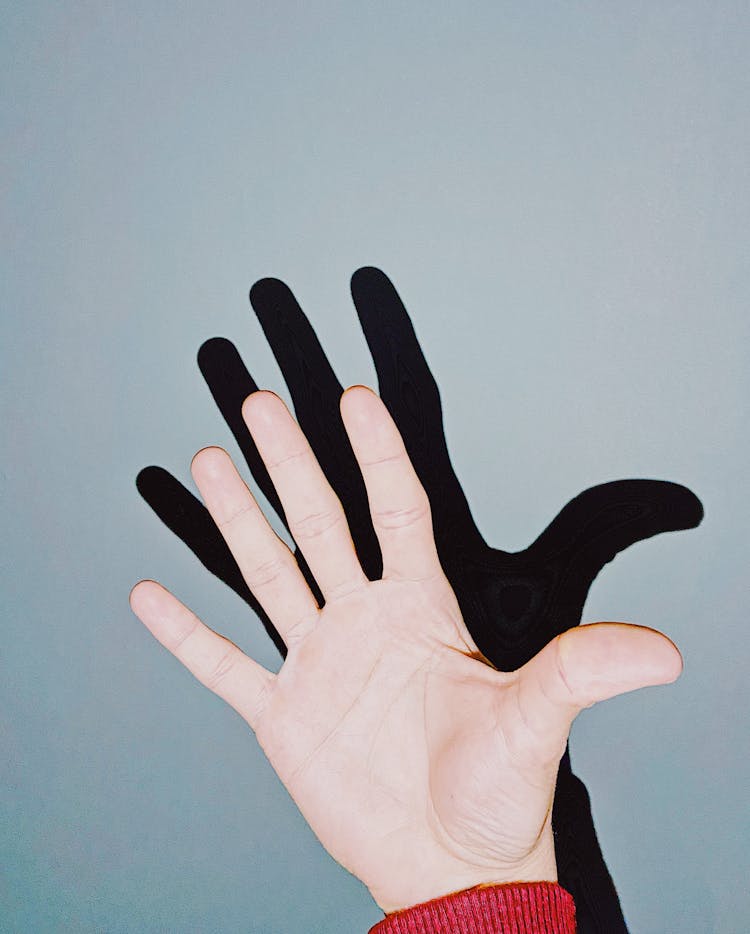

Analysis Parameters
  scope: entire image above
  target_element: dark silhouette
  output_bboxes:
[137,266,703,933]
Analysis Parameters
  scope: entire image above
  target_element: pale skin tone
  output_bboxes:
[129,384,683,914]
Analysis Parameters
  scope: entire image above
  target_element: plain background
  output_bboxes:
[2,2,748,932]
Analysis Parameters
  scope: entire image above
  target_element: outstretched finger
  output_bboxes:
[129,579,275,729]
[241,391,369,602]
[190,446,322,645]
[340,384,445,584]
[508,621,684,771]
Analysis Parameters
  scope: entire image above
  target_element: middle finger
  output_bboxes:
[241,390,369,602]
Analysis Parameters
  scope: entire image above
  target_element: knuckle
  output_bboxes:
[555,632,589,707]
[555,629,596,710]
[373,498,430,531]
[216,501,258,531]
[205,645,238,691]
[250,680,272,727]
[171,617,202,656]
[289,508,343,542]
[284,611,318,647]
[246,554,288,590]
[266,447,307,470]
[325,577,366,602]
[360,450,405,468]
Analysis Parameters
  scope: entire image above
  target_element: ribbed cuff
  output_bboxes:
[368,881,576,933]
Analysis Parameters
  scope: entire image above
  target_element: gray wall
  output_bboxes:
[2,3,747,932]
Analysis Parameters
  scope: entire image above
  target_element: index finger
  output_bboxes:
[340,385,445,584]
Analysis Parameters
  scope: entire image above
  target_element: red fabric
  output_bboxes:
[369,881,576,933]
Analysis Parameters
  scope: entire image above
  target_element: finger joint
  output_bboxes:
[205,645,239,692]
[373,500,430,531]
[289,508,343,542]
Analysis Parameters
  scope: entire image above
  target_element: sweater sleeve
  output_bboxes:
[368,881,576,933]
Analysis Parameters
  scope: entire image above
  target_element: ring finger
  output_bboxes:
[190,445,320,646]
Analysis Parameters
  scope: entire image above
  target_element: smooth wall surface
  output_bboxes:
[2,3,748,932]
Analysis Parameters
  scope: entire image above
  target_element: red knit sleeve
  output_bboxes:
[368,881,576,933]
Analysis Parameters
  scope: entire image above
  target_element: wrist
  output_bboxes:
[371,840,558,914]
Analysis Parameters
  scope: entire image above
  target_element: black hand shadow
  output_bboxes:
[137,267,703,934]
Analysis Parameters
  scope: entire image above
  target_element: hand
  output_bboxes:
[136,268,703,931]
[130,385,683,913]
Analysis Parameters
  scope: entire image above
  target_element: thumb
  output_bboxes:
[512,622,684,767]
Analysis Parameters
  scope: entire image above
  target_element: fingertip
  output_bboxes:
[128,580,142,609]
[129,579,161,613]
[665,638,684,683]
[190,445,229,477]
[342,383,376,398]
[635,624,685,683]
[241,388,280,425]
[340,384,381,426]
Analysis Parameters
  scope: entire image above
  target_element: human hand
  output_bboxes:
[130,385,683,913]
[136,268,703,931]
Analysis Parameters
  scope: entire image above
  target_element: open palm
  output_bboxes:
[130,384,682,914]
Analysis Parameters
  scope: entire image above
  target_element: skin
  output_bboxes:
[129,384,683,914]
